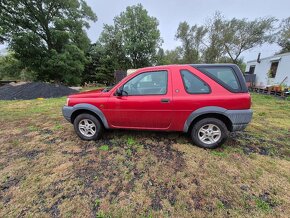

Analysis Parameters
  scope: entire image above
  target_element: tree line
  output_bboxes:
[0,1,289,85]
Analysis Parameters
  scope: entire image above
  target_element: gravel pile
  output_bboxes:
[0,82,78,100]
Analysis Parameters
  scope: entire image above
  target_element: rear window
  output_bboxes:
[198,67,241,91]
[180,70,210,94]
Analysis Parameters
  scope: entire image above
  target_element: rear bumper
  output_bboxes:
[183,107,253,133]
[226,109,253,131]
[62,106,74,123]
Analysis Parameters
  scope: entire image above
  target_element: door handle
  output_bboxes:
[161,98,170,103]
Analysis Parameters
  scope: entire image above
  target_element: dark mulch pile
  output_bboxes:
[0,82,78,100]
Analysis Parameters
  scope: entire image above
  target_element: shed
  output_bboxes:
[245,52,290,88]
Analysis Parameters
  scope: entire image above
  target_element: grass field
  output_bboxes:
[0,93,289,217]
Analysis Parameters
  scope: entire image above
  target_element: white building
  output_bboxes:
[245,52,290,88]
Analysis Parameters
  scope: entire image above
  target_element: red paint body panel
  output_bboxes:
[67,65,251,131]
[106,67,173,129]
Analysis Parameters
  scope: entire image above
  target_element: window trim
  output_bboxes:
[194,66,242,93]
[121,70,169,96]
[180,69,211,94]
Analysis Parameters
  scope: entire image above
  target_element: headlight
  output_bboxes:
[66,98,70,106]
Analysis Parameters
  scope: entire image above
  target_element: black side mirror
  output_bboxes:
[116,88,123,96]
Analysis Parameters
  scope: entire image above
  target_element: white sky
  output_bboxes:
[1,0,290,62]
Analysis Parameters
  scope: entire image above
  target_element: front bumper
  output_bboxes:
[62,106,74,123]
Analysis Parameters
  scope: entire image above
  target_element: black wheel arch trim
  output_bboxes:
[62,103,109,129]
[183,106,253,132]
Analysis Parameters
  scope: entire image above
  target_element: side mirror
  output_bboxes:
[116,88,123,96]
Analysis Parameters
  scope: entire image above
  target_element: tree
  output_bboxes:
[156,47,183,65]
[99,24,130,71]
[175,13,225,63]
[0,26,6,43]
[99,4,162,69]
[202,12,225,63]
[221,17,276,63]
[0,0,97,85]
[82,43,115,85]
[0,52,36,80]
[175,12,276,65]
[176,22,204,63]
[0,53,23,80]
[277,17,290,53]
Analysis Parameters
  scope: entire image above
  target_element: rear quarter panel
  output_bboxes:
[170,65,251,131]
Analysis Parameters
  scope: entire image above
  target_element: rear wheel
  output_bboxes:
[191,118,228,149]
[73,113,103,140]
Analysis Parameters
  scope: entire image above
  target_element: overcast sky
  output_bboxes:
[85,0,290,62]
[1,0,290,62]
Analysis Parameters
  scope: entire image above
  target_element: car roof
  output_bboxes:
[191,63,238,68]
[137,63,238,72]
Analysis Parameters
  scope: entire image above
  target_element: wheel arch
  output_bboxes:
[70,104,109,129]
[184,107,233,133]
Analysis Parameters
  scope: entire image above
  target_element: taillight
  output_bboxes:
[66,98,70,106]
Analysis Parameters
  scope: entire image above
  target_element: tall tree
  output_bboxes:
[156,47,183,65]
[203,12,225,63]
[175,12,276,65]
[99,24,130,71]
[277,17,290,53]
[221,17,276,63]
[82,42,116,85]
[99,4,162,69]
[0,26,6,43]
[0,53,23,80]
[0,0,97,85]
[176,22,205,63]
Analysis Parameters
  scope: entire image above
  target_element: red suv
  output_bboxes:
[63,64,252,148]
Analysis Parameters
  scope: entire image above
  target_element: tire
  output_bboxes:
[73,113,103,141]
[191,118,229,149]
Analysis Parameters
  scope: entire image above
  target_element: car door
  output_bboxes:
[106,69,173,129]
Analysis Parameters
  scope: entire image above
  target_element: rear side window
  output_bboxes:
[180,70,210,94]
[198,67,241,91]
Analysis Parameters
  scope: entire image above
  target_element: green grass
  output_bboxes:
[0,93,289,217]
[211,151,228,157]
[99,145,109,151]
[127,137,136,146]
[95,198,101,207]
[254,197,271,213]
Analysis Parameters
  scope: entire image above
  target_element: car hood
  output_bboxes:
[68,88,105,98]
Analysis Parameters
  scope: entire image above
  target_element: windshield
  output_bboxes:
[102,76,129,92]
[102,86,114,92]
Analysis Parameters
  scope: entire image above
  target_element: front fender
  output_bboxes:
[62,103,109,129]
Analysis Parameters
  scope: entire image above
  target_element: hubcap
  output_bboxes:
[78,119,96,137]
[198,124,221,145]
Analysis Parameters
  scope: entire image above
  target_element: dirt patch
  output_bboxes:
[23,150,43,160]
[141,138,185,171]
[0,176,20,191]
[65,134,187,215]
[227,131,289,159]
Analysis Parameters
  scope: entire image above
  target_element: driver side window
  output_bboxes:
[123,71,168,96]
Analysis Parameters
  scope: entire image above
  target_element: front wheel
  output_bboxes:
[191,118,229,149]
[73,113,103,141]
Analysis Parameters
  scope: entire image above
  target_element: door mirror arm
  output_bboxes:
[116,87,123,96]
